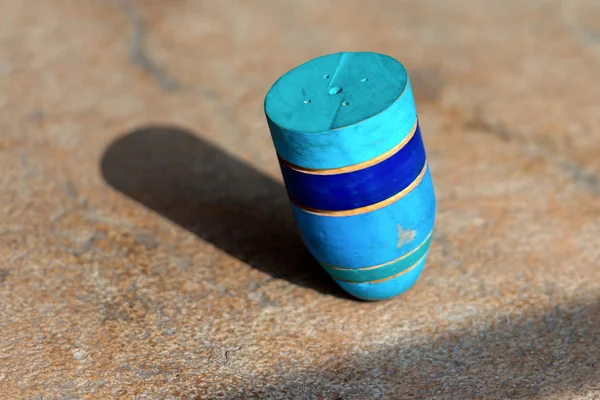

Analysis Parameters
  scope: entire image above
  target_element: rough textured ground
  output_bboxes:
[1,0,600,399]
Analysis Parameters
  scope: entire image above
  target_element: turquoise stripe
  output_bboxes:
[334,252,428,301]
[265,52,417,170]
[291,167,436,269]
[319,234,432,283]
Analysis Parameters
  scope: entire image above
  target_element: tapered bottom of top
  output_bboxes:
[333,253,428,301]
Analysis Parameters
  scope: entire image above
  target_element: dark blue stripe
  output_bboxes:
[280,124,426,211]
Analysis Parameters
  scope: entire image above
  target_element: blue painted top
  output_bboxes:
[265,52,417,170]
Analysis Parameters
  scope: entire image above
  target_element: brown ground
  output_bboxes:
[1,1,600,399]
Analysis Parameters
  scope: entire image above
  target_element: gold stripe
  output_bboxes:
[292,161,428,217]
[279,120,418,176]
[325,229,433,270]
[339,252,428,284]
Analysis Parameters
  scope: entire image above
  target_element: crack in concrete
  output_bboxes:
[562,1,600,61]
[0,269,8,284]
[117,0,180,91]
[465,105,600,196]
[560,160,600,196]
[465,105,512,142]
[223,346,242,364]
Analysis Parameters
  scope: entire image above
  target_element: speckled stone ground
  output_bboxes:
[1,1,600,399]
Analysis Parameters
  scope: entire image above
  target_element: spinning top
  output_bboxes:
[264,52,436,301]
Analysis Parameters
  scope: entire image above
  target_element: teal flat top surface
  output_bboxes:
[265,52,408,133]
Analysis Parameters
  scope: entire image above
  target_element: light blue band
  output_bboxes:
[291,167,436,269]
[265,57,417,169]
[334,252,428,301]
[266,72,417,170]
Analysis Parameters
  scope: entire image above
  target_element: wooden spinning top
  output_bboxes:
[264,52,436,300]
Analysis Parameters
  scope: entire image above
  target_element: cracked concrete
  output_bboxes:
[118,0,181,92]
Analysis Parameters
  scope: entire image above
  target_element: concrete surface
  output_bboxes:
[1,0,600,399]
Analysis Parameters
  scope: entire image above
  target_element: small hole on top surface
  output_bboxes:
[303,99,311,104]
[323,74,330,79]
[360,78,368,83]
[342,101,349,106]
